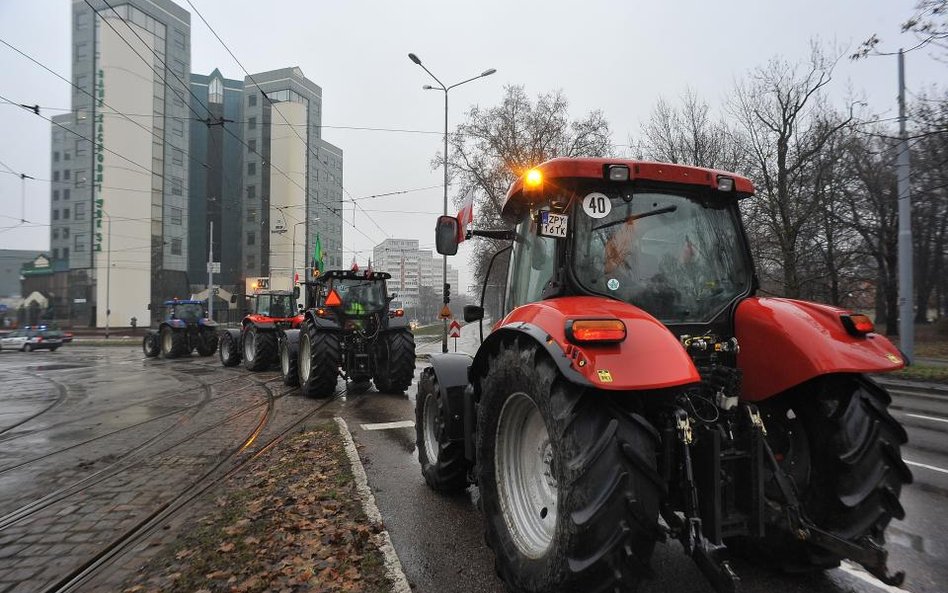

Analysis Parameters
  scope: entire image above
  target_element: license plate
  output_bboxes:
[539,211,568,238]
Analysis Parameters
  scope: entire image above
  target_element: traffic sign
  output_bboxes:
[438,304,452,319]
[449,319,461,338]
[207,261,221,274]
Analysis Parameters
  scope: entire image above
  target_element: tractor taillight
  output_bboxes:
[566,319,626,343]
[390,309,404,317]
[841,314,874,336]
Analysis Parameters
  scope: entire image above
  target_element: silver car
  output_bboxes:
[0,327,64,352]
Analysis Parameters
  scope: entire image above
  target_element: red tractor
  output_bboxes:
[416,158,911,593]
[218,289,303,371]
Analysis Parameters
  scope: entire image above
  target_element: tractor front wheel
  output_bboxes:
[142,332,159,358]
[741,374,912,572]
[243,325,276,371]
[476,340,663,593]
[218,331,241,367]
[415,367,470,492]
[372,329,416,393]
[298,321,340,398]
[279,330,300,387]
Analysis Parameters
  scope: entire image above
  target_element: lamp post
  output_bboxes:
[408,52,496,353]
[104,210,111,339]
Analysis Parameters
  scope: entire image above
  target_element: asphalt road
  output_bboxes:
[0,342,945,593]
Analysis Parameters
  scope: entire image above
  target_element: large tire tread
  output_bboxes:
[299,321,341,398]
[219,331,241,367]
[476,339,662,593]
[373,329,416,393]
[244,325,277,371]
[280,330,300,387]
[415,367,469,492]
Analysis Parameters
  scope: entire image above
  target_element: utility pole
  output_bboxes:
[207,220,214,321]
[897,49,914,361]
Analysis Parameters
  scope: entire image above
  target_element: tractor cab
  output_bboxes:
[249,290,300,321]
[310,270,391,320]
[163,299,208,324]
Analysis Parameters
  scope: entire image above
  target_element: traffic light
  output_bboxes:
[443,282,451,303]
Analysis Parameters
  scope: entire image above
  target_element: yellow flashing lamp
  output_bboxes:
[525,168,542,188]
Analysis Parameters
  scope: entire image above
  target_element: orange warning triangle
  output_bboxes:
[439,304,452,319]
[325,289,342,307]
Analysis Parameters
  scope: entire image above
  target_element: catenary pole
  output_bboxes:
[897,49,914,361]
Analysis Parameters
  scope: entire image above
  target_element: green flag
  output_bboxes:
[311,234,323,276]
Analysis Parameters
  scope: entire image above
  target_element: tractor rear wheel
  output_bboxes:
[142,332,159,358]
[476,340,663,593]
[298,321,341,398]
[243,325,276,371]
[279,330,300,387]
[160,326,187,358]
[372,329,415,393]
[195,331,218,357]
[415,367,470,492]
[740,374,912,572]
[218,331,241,367]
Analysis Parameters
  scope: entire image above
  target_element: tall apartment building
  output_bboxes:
[373,239,459,309]
[188,69,243,289]
[240,67,343,291]
[50,0,191,327]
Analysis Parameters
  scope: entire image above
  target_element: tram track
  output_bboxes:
[39,382,347,593]
[0,372,68,437]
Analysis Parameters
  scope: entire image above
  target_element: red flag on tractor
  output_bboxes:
[457,189,474,242]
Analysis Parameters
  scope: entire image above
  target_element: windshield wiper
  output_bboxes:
[593,205,678,231]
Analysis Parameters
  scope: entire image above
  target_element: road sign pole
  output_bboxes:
[207,220,214,321]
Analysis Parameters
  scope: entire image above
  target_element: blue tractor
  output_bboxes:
[142,299,219,359]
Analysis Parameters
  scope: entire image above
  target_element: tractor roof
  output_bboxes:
[163,299,204,305]
[503,157,755,218]
[317,269,391,282]
[252,290,294,297]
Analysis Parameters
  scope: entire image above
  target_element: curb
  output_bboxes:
[334,417,412,593]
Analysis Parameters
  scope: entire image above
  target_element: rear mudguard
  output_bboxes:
[473,297,700,391]
[383,315,411,331]
[303,312,341,331]
[424,353,475,458]
[736,297,905,401]
[221,328,241,341]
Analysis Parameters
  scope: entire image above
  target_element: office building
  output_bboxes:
[51,0,191,327]
[240,67,343,291]
[373,239,460,309]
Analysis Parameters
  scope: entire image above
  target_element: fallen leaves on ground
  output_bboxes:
[120,422,390,593]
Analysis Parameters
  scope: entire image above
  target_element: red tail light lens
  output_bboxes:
[566,319,626,343]
[841,313,874,336]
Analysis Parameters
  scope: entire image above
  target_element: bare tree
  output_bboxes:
[730,44,853,298]
[638,89,746,171]
[443,85,613,282]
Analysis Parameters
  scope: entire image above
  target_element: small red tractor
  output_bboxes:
[416,158,911,593]
[282,269,416,396]
[218,289,303,371]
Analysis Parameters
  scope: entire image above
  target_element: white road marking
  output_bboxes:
[360,420,415,431]
[904,459,948,475]
[839,561,912,593]
[334,418,412,593]
[904,412,948,424]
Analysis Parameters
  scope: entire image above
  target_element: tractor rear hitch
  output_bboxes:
[753,405,906,587]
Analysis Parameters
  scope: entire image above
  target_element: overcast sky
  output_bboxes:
[0,0,943,293]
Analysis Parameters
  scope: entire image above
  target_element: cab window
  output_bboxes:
[504,211,557,312]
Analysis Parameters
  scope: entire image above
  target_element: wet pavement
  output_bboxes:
[0,340,946,593]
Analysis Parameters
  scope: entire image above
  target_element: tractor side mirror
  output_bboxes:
[230,294,237,304]
[298,303,304,312]
[435,215,459,256]
[293,286,300,300]
[463,305,484,323]
[146,303,152,311]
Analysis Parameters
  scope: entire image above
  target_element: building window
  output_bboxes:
[64,151,71,161]
[172,118,183,137]
[53,190,59,201]
[247,231,256,246]
[62,227,70,239]
[170,207,182,225]
[172,148,183,165]
[248,139,256,153]
[75,234,86,252]
[52,228,59,240]
[209,76,223,103]
[63,169,70,180]
[171,177,183,196]
[247,254,256,269]
[53,152,60,162]
[247,162,256,176]
[53,248,59,259]
[171,238,182,255]
[74,172,85,188]
[53,171,60,182]
[248,117,256,130]
[75,202,86,220]
[62,247,69,261]
[63,208,70,219]
[246,185,256,199]
[53,210,59,221]
[246,209,256,223]
[248,94,257,107]
[63,189,70,200]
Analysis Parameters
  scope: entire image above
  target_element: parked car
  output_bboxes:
[0,326,64,352]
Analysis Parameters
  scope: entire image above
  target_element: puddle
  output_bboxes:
[26,364,87,372]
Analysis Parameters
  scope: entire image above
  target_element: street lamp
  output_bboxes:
[408,52,496,353]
